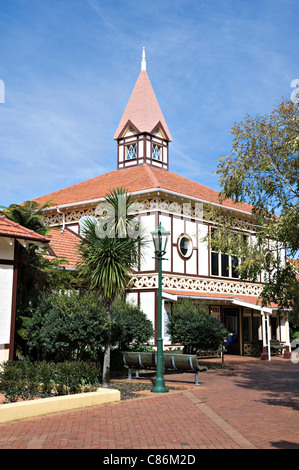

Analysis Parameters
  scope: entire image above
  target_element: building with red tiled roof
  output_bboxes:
[30,50,290,358]
[0,216,49,244]
[0,217,49,362]
[44,227,81,270]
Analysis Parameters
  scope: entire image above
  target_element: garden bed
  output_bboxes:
[109,380,187,400]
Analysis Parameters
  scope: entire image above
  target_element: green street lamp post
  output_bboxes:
[150,222,170,393]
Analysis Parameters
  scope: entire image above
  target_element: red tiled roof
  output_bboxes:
[44,227,81,270]
[113,70,172,141]
[33,164,253,214]
[0,216,49,243]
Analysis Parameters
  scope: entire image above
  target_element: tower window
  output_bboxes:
[125,143,137,160]
[152,144,162,160]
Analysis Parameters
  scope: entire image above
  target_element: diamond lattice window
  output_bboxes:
[125,143,137,160]
[152,144,162,160]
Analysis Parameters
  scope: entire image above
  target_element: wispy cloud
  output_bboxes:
[0,0,298,206]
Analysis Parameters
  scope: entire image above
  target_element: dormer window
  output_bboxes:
[152,144,162,160]
[125,143,137,160]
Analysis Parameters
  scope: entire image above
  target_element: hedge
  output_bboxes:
[0,361,101,403]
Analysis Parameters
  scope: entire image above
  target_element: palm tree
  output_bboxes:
[77,188,146,387]
[1,200,52,235]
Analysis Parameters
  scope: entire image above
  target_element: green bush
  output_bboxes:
[27,290,109,362]
[27,291,154,363]
[111,298,154,350]
[0,361,100,403]
[167,299,227,354]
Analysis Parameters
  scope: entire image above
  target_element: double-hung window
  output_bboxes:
[210,228,240,278]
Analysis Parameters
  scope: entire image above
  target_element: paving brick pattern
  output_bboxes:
[0,356,298,449]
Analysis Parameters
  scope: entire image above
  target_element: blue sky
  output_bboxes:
[0,0,298,207]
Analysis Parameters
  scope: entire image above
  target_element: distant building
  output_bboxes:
[0,216,49,362]
[28,49,291,357]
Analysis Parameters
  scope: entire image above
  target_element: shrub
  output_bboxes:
[27,290,109,362]
[27,292,154,363]
[0,361,100,403]
[111,298,154,350]
[167,299,227,354]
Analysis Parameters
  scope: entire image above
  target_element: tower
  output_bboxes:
[114,48,172,171]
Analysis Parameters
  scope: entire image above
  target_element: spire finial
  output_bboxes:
[141,47,146,71]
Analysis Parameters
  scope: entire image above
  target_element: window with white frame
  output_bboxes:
[178,234,193,258]
[211,249,239,278]
[210,228,248,279]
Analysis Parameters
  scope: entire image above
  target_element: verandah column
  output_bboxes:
[261,310,268,360]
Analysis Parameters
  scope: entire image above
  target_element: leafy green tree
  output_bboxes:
[209,98,299,320]
[78,187,146,387]
[167,299,227,354]
[27,290,109,362]
[1,200,52,236]
[111,298,154,350]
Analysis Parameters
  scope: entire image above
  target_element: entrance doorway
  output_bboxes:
[222,308,240,354]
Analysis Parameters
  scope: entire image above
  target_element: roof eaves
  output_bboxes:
[40,186,253,217]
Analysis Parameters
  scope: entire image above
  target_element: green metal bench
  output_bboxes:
[121,351,205,385]
[196,348,222,358]
[256,340,286,355]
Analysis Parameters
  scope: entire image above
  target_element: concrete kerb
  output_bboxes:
[0,388,120,423]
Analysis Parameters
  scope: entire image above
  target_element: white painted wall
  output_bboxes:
[0,264,13,345]
[159,214,171,272]
[197,223,209,276]
[126,292,138,305]
[172,217,184,243]
[163,301,172,343]
[0,238,14,362]
[172,248,184,273]
[139,214,156,271]
[139,291,155,344]
[280,316,287,342]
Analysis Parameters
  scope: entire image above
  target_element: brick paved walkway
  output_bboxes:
[0,356,298,450]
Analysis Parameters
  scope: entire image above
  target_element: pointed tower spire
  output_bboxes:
[115,48,171,171]
[141,46,146,71]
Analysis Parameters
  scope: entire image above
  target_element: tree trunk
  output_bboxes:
[102,303,112,388]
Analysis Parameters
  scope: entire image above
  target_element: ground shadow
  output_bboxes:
[214,360,299,412]
[270,440,299,449]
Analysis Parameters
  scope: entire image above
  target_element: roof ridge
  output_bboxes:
[143,164,161,188]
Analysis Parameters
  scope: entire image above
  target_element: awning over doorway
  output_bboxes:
[162,289,278,313]
[162,289,286,361]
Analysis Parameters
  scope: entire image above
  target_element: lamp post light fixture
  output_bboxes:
[150,222,170,393]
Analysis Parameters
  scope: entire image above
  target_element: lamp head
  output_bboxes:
[151,222,170,257]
